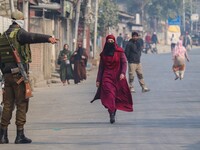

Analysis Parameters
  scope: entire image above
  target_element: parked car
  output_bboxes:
[191,34,200,46]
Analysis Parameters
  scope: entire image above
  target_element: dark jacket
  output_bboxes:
[125,39,142,64]
[1,23,51,74]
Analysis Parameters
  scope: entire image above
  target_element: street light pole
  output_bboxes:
[23,0,29,31]
[190,0,193,33]
[183,0,186,33]
[93,0,98,59]
[9,0,15,13]
[73,0,81,51]
[83,0,91,48]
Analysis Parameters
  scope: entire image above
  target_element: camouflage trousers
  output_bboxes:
[0,73,29,129]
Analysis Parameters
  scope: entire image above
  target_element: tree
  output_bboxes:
[121,0,182,31]
[98,0,119,36]
[122,0,181,20]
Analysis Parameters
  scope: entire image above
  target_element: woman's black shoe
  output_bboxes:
[109,110,116,124]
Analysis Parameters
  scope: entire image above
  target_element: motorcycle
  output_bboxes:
[143,42,151,54]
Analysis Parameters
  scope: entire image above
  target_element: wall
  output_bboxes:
[0,16,12,34]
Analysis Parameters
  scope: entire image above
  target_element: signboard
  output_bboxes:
[191,14,199,22]
[168,16,181,26]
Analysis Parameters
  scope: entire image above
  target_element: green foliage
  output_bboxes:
[98,0,119,36]
[121,0,182,20]
[147,0,181,20]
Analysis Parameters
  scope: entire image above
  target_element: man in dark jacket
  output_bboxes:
[125,32,150,93]
[0,10,58,144]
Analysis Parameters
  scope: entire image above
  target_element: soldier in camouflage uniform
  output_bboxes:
[0,10,58,144]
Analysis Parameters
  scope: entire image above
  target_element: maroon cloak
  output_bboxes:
[92,35,133,112]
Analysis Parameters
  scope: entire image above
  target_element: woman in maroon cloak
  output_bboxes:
[92,35,133,124]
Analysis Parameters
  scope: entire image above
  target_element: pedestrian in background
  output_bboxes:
[58,44,74,86]
[92,34,133,124]
[71,43,88,84]
[116,33,123,47]
[125,32,150,93]
[144,32,151,54]
[0,10,58,144]
[170,34,177,51]
[183,32,192,51]
[122,34,130,50]
[172,40,190,80]
[151,32,158,53]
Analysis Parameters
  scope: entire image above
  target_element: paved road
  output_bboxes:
[1,47,200,150]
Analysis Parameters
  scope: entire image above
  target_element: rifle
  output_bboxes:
[4,32,32,99]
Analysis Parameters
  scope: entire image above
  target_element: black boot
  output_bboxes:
[15,129,32,144]
[0,128,9,144]
[109,110,116,124]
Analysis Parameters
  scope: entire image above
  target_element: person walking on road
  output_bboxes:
[183,32,192,51]
[92,35,133,124]
[151,32,158,53]
[170,34,177,51]
[0,10,58,144]
[172,40,190,80]
[125,32,150,93]
[144,32,151,54]
[122,34,130,50]
[58,44,74,86]
[70,43,88,84]
[116,33,123,48]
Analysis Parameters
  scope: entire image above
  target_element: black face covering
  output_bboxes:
[103,42,115,56]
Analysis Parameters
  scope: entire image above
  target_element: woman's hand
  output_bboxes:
[81,55,86,59]
[120,73,125,80]
[96,82,100,87]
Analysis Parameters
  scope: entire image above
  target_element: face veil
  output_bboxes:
[103,42,115,56]
[103,35,117,56]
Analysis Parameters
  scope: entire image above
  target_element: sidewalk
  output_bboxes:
[157,44,171,54]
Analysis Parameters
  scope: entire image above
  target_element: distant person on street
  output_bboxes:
[144,32,151,54]
[92,34,133,124]
[170,34,177,51]
[125,32,150,93]
[116,33,123,47]
[151,32,158,53]
[58,44,74,86]
[183,32,192,51]
[151,32,158,44]
[70,43,88,84]
[122,34,130,50]
[172,40,190,80]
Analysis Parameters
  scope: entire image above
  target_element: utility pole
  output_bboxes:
[83,0,91,49]
[73,0,81,51]
[23,0,29,31]
[190,0,193,33]
[9,0,15,13]
[93,0,98,59]
[183,0,186,33]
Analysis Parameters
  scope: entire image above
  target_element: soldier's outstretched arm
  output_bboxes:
[17,28,58,44]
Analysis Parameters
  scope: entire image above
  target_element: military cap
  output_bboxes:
[11,10,24,20]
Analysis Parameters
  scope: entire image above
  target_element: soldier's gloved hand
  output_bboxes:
[48,37,59,44]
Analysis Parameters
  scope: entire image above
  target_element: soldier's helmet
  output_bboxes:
[11,10,24,20]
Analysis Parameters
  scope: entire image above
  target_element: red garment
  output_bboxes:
[145,35,151,43]
[92,35,133,112]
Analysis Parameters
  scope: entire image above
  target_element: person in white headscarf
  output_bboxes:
[172,40,190,80]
